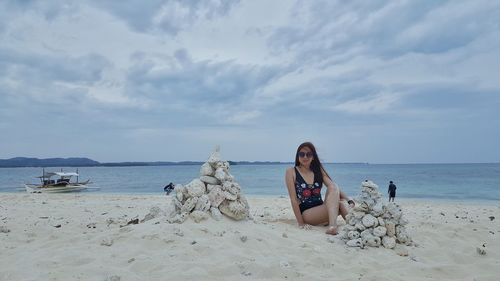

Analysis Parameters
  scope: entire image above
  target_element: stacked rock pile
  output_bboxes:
[167,146,250,223]
[339,180,412,249]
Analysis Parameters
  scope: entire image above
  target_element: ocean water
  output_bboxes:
[0,163,499,201]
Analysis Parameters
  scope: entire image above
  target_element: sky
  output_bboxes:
[1,0,499,163]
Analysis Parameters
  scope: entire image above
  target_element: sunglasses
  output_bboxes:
[298,152,313,158]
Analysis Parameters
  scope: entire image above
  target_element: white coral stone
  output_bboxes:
[361,180,379,189]
[219,200,248,220]
[355,222,366,231]
[214,167,227,181]
[181,197,198,213]
[210,207,223,221]
[386,222,396,237]
[195,194,211,212]
[347,231,360,240]
[362,214,377,228]
[207,186,225,208]
[200,176,220,185]
[223,191,238,201]
[200,162,214,176]
[382,236,396,249]
[373,226,387,237]
[346,238,363,247]
[363,235,381,247]
[371,202,384,216]
[190,211,209,223]
[186,179,206,198]
[207,146,221,164]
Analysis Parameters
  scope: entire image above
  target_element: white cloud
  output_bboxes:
[331,92,401,114]
[0,0,499,162]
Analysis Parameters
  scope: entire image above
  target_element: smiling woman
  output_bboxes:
[285,142,355,235]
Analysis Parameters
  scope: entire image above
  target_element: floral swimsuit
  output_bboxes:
[294,167,324,213]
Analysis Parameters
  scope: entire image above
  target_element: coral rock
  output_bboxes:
[355,222,366,231]
[373,226,387,237]
[181,197,198,213]
[206,184,220,192]
[363,235,381,247]
[169,146,250,223]
[362,214,378,228]
[195,194,211,212]
[214,167,227,181]
[346,238,364,248]
[175,185,184,202]
[396,226,411,244]
[219,200,249,220]
[386,222,396,237]
[200,162,214,176]
[210,207,223,221]
[371,202,385,217]
[190,211,209,223]
[348,231,360,240]
[223,191,238,201]
[200,176,220,185]
[340,180,412,252]
[207,145,221,164]
[186,179,206,197]
[208,186,225,207]
[382,236,396,249]
[167,212,189,223]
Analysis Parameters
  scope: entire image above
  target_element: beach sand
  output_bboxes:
[0,193,498,281]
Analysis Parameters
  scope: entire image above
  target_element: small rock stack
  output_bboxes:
[339,180,412,249]
[167,146,250,223]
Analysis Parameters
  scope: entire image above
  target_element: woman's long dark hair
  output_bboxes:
[294,142,332,180]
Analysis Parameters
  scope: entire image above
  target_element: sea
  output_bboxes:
[1,163,499,202]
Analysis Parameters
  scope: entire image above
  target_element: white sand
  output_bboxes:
[0,193,498,281]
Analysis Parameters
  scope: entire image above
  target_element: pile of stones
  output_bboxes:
[167,146,250,223]
[339,180,412,249]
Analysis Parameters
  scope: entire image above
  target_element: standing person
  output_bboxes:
[388,181,397,202]
[285,142,355,235]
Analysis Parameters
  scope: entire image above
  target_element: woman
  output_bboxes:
[285,142,354,235]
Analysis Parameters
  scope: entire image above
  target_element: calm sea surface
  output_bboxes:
[1,164,499,201]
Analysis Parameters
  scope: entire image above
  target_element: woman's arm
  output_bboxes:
[339,189,349,200]
[322,170,354,205]
[285,167,306,226]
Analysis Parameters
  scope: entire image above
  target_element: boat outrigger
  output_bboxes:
[25,169,92,193]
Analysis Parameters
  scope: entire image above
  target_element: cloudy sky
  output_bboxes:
[1,0,499,163]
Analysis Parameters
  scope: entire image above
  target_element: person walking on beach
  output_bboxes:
[388,181,397,202]
[285,142,355,235]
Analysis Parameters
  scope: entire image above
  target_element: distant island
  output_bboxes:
[0,157,294,168]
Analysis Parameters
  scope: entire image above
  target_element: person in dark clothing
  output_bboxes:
[388,181,397,202]
[164,182,175,195]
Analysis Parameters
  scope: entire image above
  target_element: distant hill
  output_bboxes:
[0,157,293,168]
[0,157,100,167]
[99,161,205,167]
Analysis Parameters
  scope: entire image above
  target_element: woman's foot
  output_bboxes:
[325,225,338,235]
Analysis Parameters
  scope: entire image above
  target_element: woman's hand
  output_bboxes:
[299,224,313,230]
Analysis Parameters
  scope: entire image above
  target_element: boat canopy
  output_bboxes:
[37,172,79,178]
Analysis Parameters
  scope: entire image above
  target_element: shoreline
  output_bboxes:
[2,191,500,205]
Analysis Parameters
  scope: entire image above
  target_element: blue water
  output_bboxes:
[1,164,499,201]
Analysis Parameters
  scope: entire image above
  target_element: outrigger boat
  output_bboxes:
[25,169,91,193]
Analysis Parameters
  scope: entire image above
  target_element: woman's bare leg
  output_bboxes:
[339,202,348,220]
[324,185,340,235]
